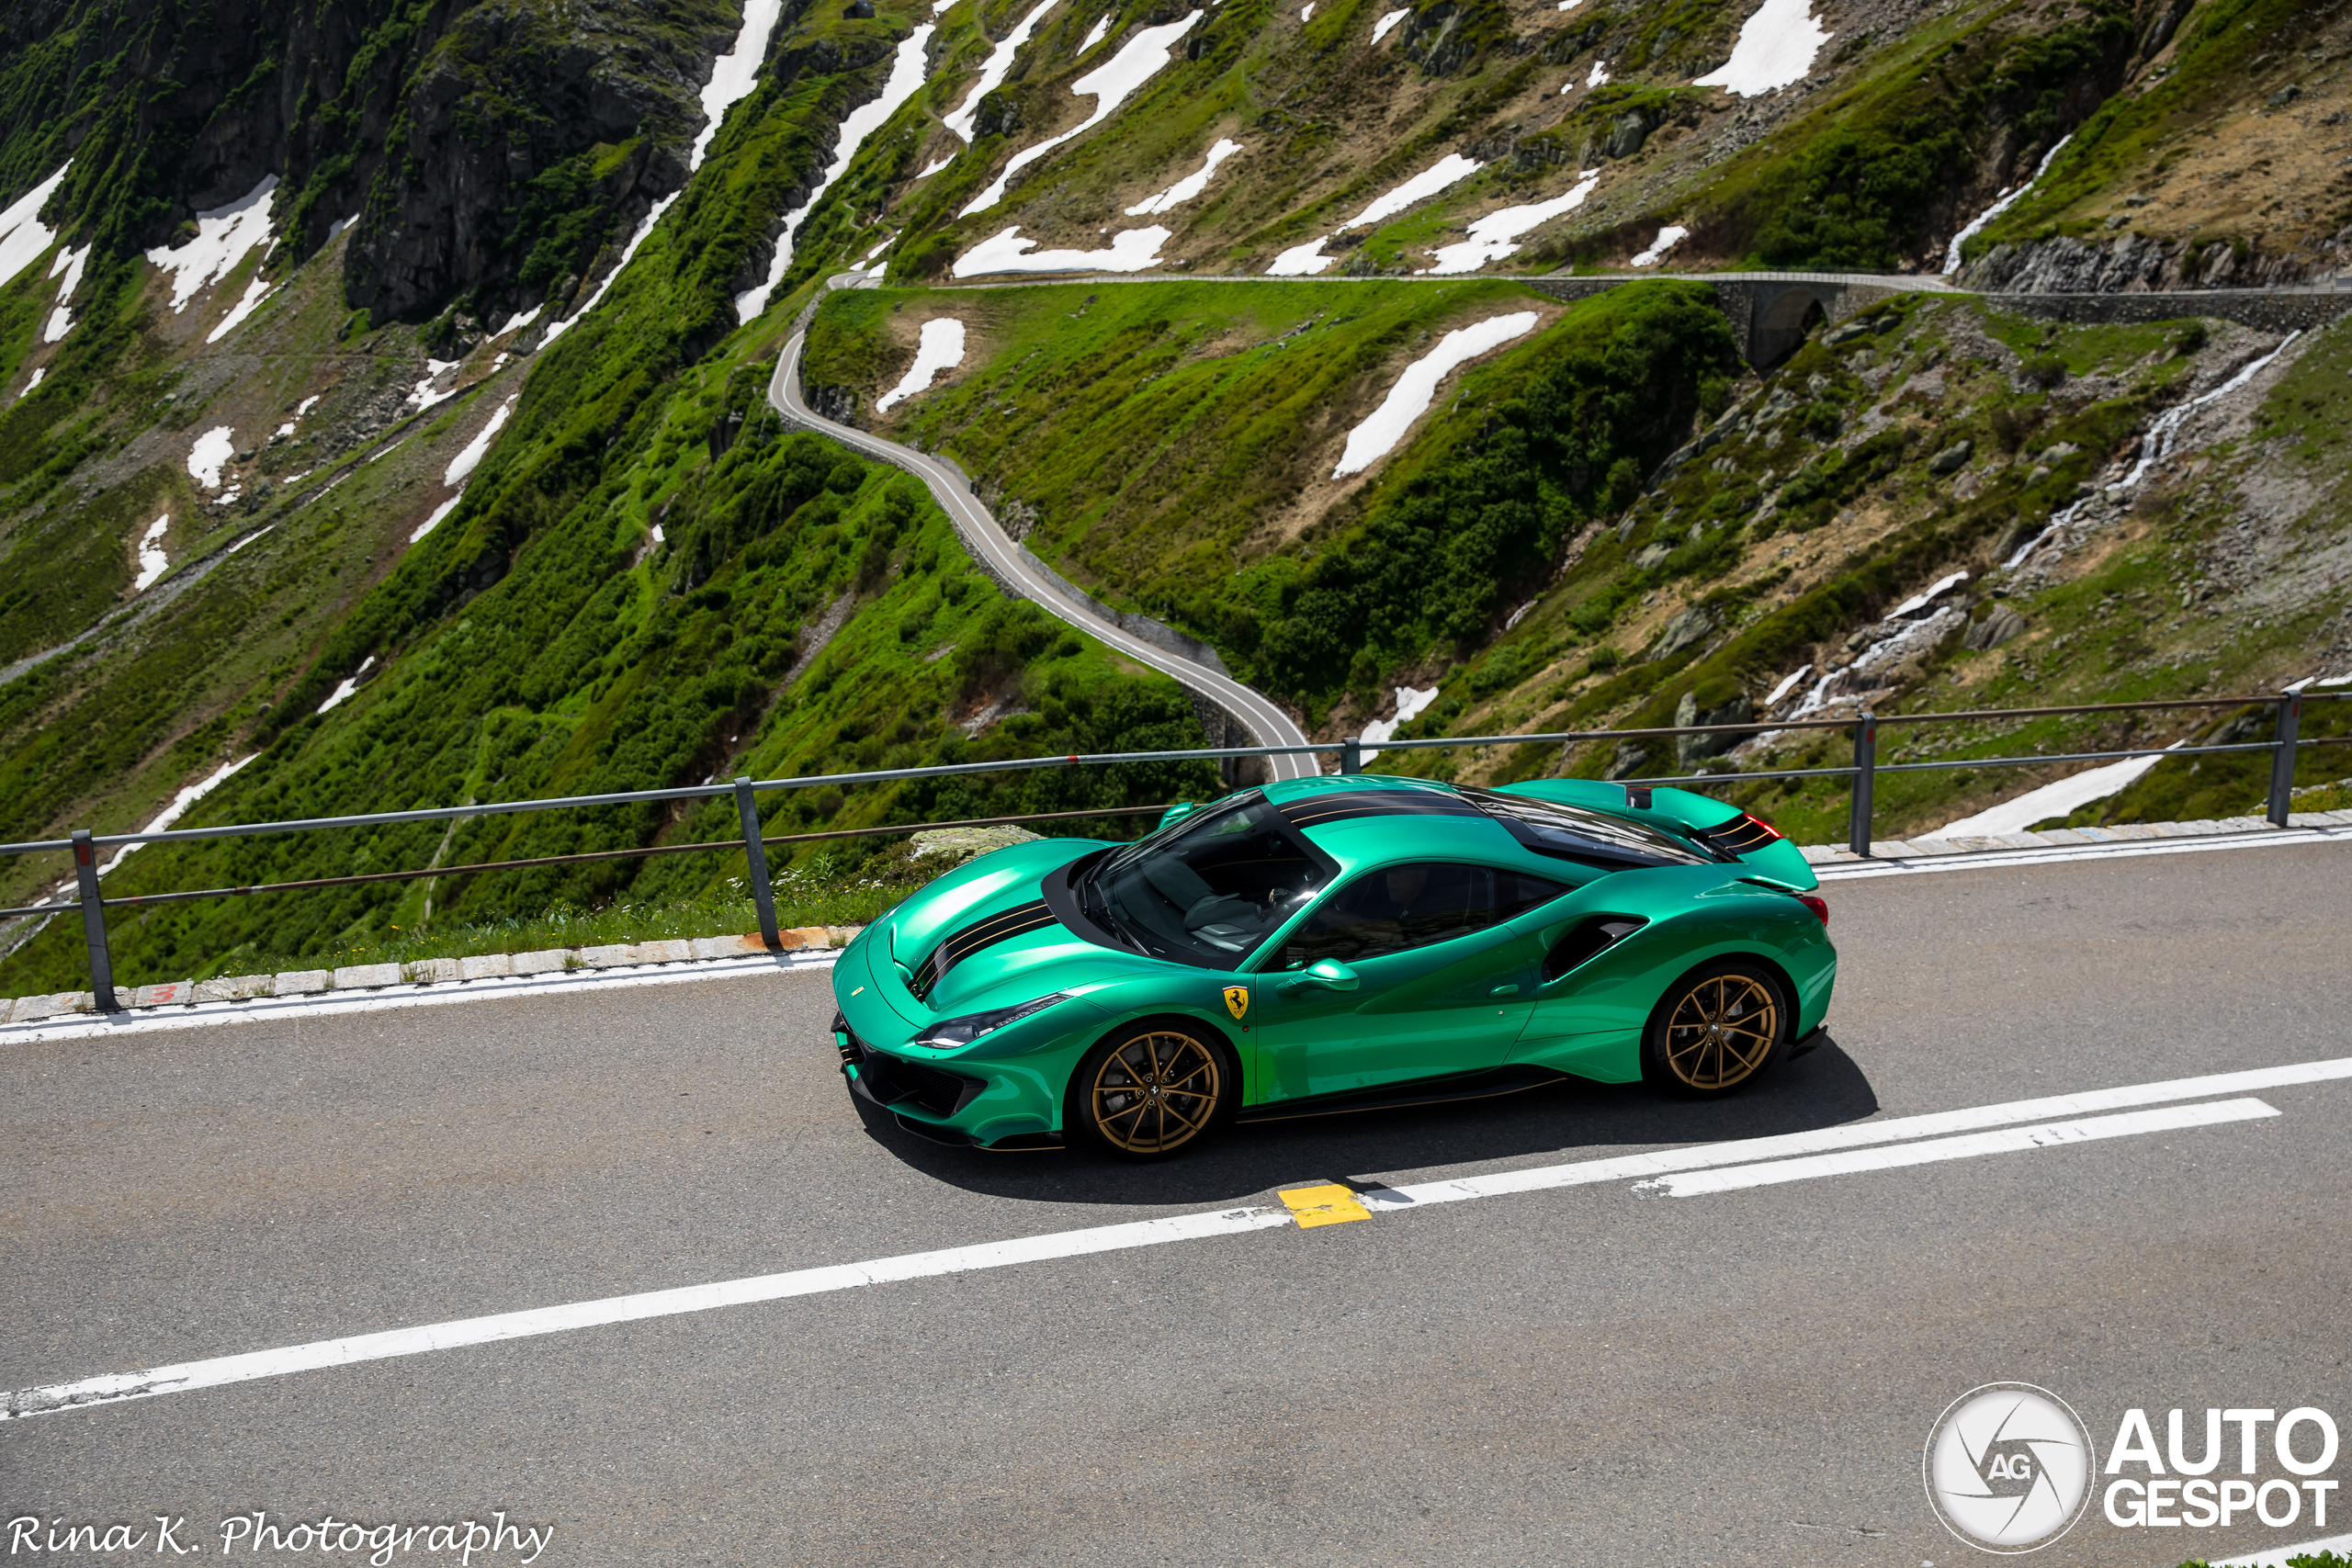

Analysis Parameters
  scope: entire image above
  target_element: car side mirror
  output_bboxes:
[1155,801,1200,832]
[1281,958,1360,993]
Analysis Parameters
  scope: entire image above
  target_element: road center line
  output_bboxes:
[1630,1098,2278,1197]
[8,1055,2347,1421]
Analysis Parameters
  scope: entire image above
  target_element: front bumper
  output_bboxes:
[830,1011,1063,1149]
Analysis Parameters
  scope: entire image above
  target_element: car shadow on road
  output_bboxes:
[851,1033,1882,1208]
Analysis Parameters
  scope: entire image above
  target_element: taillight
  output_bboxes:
[1796,894,1829,926]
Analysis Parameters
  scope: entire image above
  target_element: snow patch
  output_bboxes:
[0,163,69,289]
[918,153,957,178]
[876,318,968,412]
[1340,152,1485,231]
[1426,170,1599,274]
[42,244,87,342]
[204,275,276,344]
[1936,742,2185,838]
[1360,684,1442,761]
[1587,59,1610,86]
[651,524,667,546]
[1943,135,2072,275]
[1267,235,1339,276]
[953,224,1170,276]
[145,175,278,313]
[1692,0,1831,96]
[412,494,464,544]
[1371,7,1408,41]
[16,367,43,400]
[693,0,787,170]
[944,0,1064,141]
[1890,569,1968,618]
[1125,138,1243,216]
[226,525,273,555]
[541,191,681,349]
[959,12,1203,217]
[737,23,937,321]
[325,213,359,244]
[133,514,171,592]
[1763,664,1812,707]
[1334,311,1541,477]
[187,426,236,491]
[496,303,543,338]
[317,656,377,716]
[403,358,464,412]
[1630,225,1688,266]
[1300,2,1315,18]
[96,754,261,877]
[444,395,516,487]
[1080,15,1111,49]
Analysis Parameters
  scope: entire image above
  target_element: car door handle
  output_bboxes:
[1490,983,1523,998]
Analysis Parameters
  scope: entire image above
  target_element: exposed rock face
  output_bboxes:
[1675,690,1752,769]
[345,0,738,321]
[1650,604,1715,660]
[1964,605,2028,650]
[1965,231,2332,293]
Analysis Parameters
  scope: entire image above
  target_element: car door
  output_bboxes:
[1249,863,1566,1100]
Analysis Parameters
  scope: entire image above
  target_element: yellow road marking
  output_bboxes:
[1278,1184,1372,1227]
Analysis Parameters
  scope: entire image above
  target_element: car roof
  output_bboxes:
[1256,775,1528,873]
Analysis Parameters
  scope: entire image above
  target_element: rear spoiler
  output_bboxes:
[1493,779,1818,892]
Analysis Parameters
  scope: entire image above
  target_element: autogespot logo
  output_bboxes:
[1924,1383,2098,1552]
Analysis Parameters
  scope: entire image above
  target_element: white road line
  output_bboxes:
[766,299,1318,781]
[1815,825,2350,879]
[1358,1053,2352,1212]
[0,951,839,1045]
[2,1206,1292,1421]
[8,1053,2346,1419]
[1630,1098,2278,1197]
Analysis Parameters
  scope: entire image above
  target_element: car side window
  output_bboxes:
[1272,863,1565,968]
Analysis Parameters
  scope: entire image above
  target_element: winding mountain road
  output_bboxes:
[766,290,1319,780]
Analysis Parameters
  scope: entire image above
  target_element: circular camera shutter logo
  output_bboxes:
[1923,1383,2098,1553]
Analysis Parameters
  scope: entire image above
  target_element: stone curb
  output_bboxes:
[0,926,859,1024]
[1796,812,2352,865]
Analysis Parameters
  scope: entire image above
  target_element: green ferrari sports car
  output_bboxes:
[830,773,1836,1159]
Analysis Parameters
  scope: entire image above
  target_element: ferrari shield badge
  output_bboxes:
[1223,986,1250,1022]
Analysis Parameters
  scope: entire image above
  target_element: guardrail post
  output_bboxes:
[1340,738,1363,775]
[2267,689,2303,828]
[71,829,119,1011]
[1847,712,1878,856]
[734,777,783,951]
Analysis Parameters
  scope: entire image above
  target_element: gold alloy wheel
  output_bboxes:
[1088,1030,1221,1155]
[1662,973,1780,1090]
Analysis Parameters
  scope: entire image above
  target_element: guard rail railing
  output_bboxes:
[0,688,2340,1011]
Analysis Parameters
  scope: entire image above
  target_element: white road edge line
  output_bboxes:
[1355,1053,2352,1211]
[1815,826,2349,879]
[7,1056,2345,1420]
[1629,1098,2278,1197]
[0,951,841,1045]
[2217,1527,2352,1566]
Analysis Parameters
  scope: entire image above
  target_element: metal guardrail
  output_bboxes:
[3,690,2341,1011]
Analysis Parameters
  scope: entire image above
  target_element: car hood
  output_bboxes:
[877,839,1167,1017]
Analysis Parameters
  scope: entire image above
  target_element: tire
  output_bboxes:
[1642,959,1791,1098]
[1069,1020,1237,1160]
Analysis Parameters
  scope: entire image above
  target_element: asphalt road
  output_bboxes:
[765,302,1318,782]
[5,840,2349,1565]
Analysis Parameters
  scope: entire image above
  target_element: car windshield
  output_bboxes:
[1085,795,1332,970]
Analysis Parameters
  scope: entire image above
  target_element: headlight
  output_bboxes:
[913,994,1069,1051]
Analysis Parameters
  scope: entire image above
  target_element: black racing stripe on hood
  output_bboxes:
[907,899,1058,1006]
